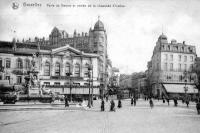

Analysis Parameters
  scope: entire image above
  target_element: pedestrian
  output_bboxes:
[134,98,136,106]
[186,99,189,107]
[118,99,122,108]
[163,98,165,103]
[174,98,178,107]
[167,98,170,106]
[106,96,108,102]
[196,100,200,115]
[149,98,154,108]
[101,99,105,111]
[131,97,134,106]
[65,96,69,107]
[182,98,184,104]
[110,100,115,112]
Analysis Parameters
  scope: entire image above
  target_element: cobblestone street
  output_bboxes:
[0,99,200,133]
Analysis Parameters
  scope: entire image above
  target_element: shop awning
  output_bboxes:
[163,84,198,94]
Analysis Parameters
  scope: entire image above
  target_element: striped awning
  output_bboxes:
[163,84,198,94]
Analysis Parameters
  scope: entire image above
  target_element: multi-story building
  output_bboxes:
[148,33,198,98]
[0,18,110,98]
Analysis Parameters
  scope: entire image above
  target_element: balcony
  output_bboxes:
[50,76,83,80]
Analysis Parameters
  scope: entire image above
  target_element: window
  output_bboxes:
[189,75,193,82]
[179,55,181,61]
[164,54,168,61]
[170,63,173,71]
[184,64,187,71]
[44,82,50,86]
[64,82,70,85]
[5,59,11,68]
[65,63,70,75]
[168,45,170,50]
[25,59,30,69]
[164,63,167,71]
[84,63,89,77]
[84,83,89,86]
[55,63,60,76]
[5,76,10,83]
[17,76,22,84]
[184,56,187,62]
[54,82,60,86]
[74,63,80,77]
[73,83,80,86]
[17,58,23,69]
[170,55,173,61]
[44,62,50,76]
[178,64,181,71]
[190,64,194,70]
[179,75,183,81]
[190,56,193,62]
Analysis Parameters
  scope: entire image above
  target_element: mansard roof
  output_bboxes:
[0,41,98,57]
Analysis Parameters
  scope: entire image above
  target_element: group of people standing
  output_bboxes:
[100,97,155,112]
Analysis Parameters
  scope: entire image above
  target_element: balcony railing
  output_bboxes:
[50,76,83,80]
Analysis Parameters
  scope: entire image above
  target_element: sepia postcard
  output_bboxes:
[0,0,200,133]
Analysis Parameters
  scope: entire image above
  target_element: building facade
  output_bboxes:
[0,18,110,98]
[148,34,198,98]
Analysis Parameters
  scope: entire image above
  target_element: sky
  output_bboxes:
[0,0,200,74]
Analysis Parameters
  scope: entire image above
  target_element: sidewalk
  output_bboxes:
[0,99,197,112]
[0,101,88,111]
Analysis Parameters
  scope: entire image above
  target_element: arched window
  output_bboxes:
[84,63,89,77]
[74,63,80,77]
[65,63,70,75]
[44,62,50,76]
[17,58,23,69]
[55,62,60,76]
[25,59,30,69]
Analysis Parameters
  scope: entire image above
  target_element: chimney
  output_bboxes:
[183,41,185,45]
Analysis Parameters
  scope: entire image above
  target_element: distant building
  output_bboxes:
[110,67,120,87]
[119,74,132,98]
[147,34,198,98]
[119,74,132,89]
[131,72,148,98]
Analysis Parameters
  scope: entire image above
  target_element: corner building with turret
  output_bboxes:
[147,34,198,99]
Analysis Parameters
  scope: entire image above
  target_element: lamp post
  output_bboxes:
[66,72,72,102]
[91,65,93,106]
[184,71,188,101]
[87,65,92,108]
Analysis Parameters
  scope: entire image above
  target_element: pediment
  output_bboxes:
[51,45,82,56]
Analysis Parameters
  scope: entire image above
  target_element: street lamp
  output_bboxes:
[184,71,188,101]
[90,65,93,106]
[66,72,72,102]
[87,65,93,108]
